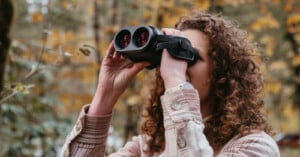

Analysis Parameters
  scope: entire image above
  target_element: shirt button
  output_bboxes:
[171,103,182,110]
[177,135,186,148]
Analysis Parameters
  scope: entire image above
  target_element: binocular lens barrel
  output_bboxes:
[113,26,198,69]
[114,26,157,50]
[115,30,131,49]
[113,26,163,69]
[133,28,149,47]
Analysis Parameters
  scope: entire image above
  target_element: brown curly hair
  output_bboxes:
[141,12,272,153]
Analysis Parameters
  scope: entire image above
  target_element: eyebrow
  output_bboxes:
[193,47,202,55]
[193,47,207,61]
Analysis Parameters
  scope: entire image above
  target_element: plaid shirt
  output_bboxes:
[60,89,280,157]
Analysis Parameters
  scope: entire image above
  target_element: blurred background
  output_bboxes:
[0,0,300,156]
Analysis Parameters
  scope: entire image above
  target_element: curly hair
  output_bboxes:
[141,12,272,153]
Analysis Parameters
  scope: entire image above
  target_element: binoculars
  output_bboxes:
[113,26,199,69]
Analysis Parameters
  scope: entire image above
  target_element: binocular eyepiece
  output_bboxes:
[113,26,199,69]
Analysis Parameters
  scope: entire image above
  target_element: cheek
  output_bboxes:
[197,76,211,101]
[194,67,210,84]
[197,76,210,92]
[188,65,211,93]
[188,59,211,75]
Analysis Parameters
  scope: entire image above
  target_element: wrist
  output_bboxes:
[164,78,186,89]
[88,87,117,116]
[165,82,194,94]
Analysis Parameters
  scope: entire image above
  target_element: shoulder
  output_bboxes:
[219,131,280,157]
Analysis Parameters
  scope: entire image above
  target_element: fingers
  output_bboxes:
[129,62,149,75]
[161,48,175,68]
[161,28,184,37]
[105,42,115,58]
[162,48,171,59]
[105,41,124,61]
[137,61,150,69]
[104,41,148,71]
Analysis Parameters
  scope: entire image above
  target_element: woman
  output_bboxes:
[60,12,280,156]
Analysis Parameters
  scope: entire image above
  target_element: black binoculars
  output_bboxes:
[113,26,199,69]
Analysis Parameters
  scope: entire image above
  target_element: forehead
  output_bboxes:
[181,29,210,56]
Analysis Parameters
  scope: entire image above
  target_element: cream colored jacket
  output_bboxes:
[60,89,280,157]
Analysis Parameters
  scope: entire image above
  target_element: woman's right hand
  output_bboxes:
[89,42,148,115]
[160,28,188,89]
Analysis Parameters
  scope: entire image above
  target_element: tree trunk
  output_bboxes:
[286,29,300,107]
[0,0,14,93]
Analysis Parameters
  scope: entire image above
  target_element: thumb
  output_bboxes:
[133,61,150,70]
[128,62,150,76]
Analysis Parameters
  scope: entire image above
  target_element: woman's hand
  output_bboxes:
[89,42,148,115]
[160,28,188,89]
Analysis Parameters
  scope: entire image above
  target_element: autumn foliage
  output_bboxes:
[0,0,300,156]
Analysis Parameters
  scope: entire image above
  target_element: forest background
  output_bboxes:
[0,0,300,156]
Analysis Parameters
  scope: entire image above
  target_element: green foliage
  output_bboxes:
[0,93,73,156]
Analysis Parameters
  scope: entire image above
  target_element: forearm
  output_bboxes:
[69,115,111,157]
[88,85,118,116]
[60,105,112,157]
[161,89,213,156]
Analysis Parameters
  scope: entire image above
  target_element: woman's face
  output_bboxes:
[182,29,212,106]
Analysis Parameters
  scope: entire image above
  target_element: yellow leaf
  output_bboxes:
[130,20,138,26]
[13,83,35,94]
[280,102,300,132]
[30,12,43,23]
[62,1,76,10]
[292,55,300,66]
[87,5,94,15]
[64,31,76,43]
[259,35,276,56]
[259,5,268,14]
[59,93,92,113]
[284,3,293,12]
[103,25,120,34]
[265,47,273,56]
[161,0,174,8]
[143,10,152,20]
[48,29,61,48]
[173,7,190,15]
[260,35,272,44]
[160,8,189,27]
[250,22,261,31]
[286,14,300,27]
[265,81,282,95]
[195,0,210,11]
[246,33,255,42]
[282,103,294,117]
[268,60,287,72]
[250,14,280,31]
